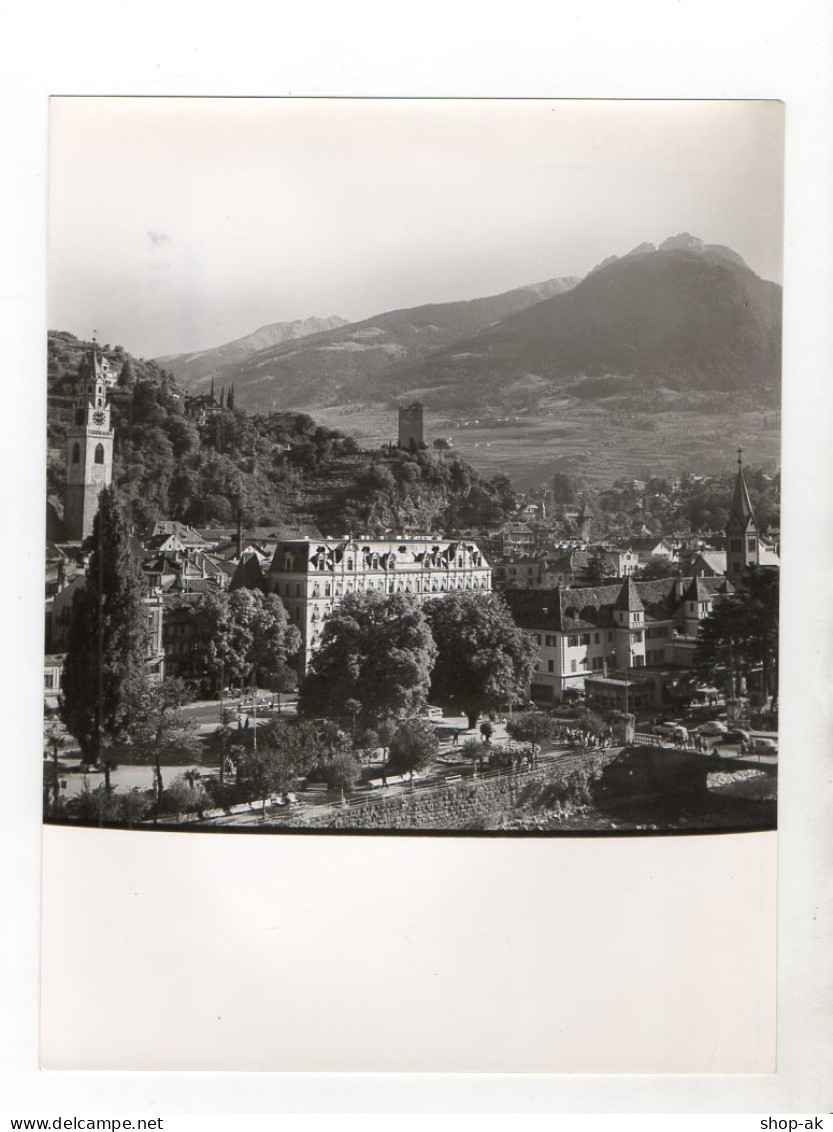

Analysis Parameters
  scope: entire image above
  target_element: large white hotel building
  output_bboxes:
[268,536,492,670]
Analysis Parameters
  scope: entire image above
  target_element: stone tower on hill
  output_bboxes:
[398,401,424,450]
[64,344,114,540]
[725,448,760,578]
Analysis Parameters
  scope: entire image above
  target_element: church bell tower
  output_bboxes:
[64,342,114,540]
[725,447,760,579]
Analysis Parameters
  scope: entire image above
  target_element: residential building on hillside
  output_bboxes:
[623,536,676,565]
[493,554,550,589]
[148,520,208,550]
[542,548,593,587]
[144,547,229,593]
[600,546,640,577]
[500,521,536,555]
[184,392,220,423]
[269,536,492,670]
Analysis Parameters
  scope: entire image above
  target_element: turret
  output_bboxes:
[612,576,646,669]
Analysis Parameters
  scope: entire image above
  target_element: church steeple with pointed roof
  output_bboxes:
[725,447,760,578]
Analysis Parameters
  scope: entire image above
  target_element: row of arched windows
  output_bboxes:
[71,443,105,464]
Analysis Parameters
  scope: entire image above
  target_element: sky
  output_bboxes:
[48,98,785,359]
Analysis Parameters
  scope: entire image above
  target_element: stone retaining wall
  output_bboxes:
[297,752,618,830]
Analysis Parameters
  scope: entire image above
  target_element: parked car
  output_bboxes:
[653,722,689,741]
[698,720,728,737]
[748,737,778,755]
[720,727,751,744]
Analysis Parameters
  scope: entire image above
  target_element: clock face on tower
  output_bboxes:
[93,410,106,426]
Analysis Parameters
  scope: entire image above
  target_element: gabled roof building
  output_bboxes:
[504,574,734,708]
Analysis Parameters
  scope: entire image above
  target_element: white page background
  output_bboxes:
[2,0,832,1113]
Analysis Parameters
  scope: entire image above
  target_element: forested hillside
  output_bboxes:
[46,332,516,536]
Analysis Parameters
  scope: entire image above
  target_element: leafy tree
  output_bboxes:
[65,784,151,826]
[60,487,151,786]
[583,551,616,586]
[323,750,361,797]
[194,588,300,692]
[479,720,494,743]
[694,566,779,702]
[244,591,302,686]
[634,555,680,580]
[505,711,555,754]
[236,717,322,800]
[122,677,200,813]
[300,592,437,725]
[195,590,251,690]
[388,718,439,779]
[575,708,607,738]
[425,593,537,729]
[163,772,212,817]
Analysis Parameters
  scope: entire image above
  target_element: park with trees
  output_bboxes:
[54,503,549,824]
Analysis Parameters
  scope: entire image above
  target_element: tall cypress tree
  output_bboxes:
[61,486,150,786]
[227,383,235,411]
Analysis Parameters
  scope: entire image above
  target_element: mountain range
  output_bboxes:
[156,275,581,407]
[391,239,781,411]
[151,234,781,487]
[155,314,349,387]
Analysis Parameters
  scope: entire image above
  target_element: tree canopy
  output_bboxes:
[299,591,437,725]
[634,555,681,580]
[425,592,538,728]
[505,711,555,752]
[236,717,326,799]
[388,718,439,778]
[60,486,151,776]
[583,551,616,586]
[122,677,199,812]
[194,587,301,690]
[694,566,779,701]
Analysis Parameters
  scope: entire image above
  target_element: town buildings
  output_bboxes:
[503,451,778,711]
[504,574,734,711]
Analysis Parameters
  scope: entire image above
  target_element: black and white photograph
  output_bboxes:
[43,97,783,836]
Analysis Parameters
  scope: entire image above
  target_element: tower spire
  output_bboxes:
[727,446,755,531]
[725,443,759,577]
